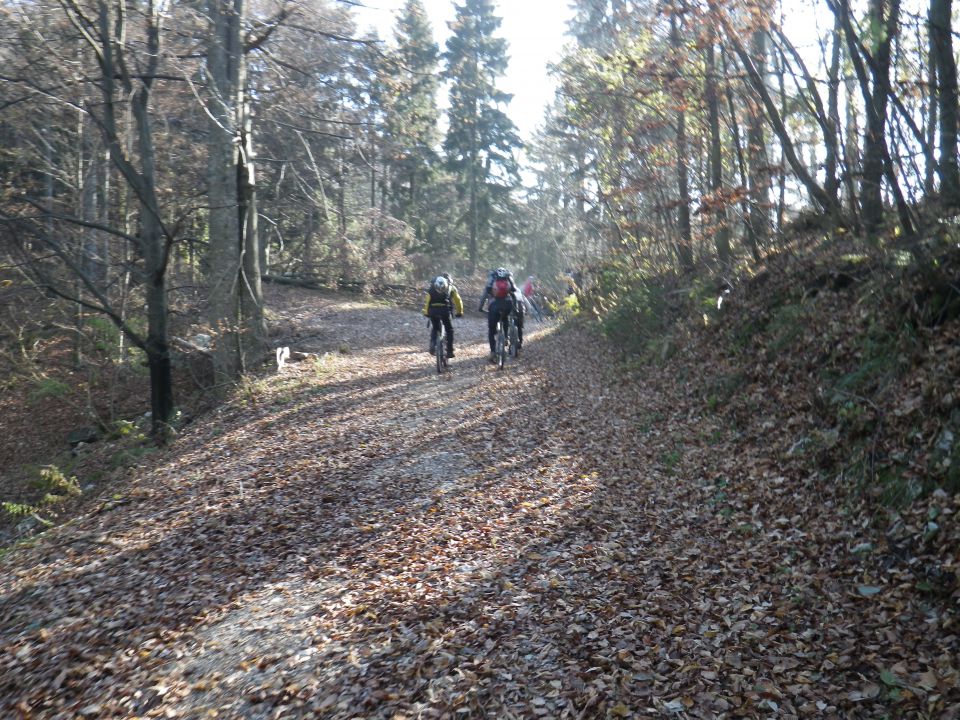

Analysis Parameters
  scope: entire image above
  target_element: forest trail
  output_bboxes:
[1,289,956,719]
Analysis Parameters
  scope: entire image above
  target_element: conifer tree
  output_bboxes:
[443,0,521,268]
[568,0,625,52]
[383,0,442,242]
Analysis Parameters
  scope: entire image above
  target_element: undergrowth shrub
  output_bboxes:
[587,259,670,356]
[814,244,960,509]
[690,276,724,323]
[308,352,334,377]
[111,418,149,442]
[2,465,81,527]
[766,303,810,357]
[823,310,917,445]
[29,377,71,403]
[84,315,121,356]
[705,371,749,412]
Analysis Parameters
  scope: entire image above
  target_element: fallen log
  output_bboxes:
[262,274,326,290]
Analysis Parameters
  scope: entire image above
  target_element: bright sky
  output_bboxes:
[351,0,573,144]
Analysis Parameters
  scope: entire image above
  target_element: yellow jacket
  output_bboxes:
[423,285,464,315]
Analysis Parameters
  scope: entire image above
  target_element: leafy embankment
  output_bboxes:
[0,251,958,719]
[585,235,960,710]
[677,239,960,603]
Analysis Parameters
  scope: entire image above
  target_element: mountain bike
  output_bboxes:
[435,319,449,373]
[429,317,451,373]
[493,308,518,369]
[524,293,544,322]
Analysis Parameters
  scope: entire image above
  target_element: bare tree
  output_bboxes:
[2,0,178,437]
[206,0,268,385]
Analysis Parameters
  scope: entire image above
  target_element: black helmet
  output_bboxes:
[494,267,509,279]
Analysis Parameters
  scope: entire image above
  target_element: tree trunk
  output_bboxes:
[859,0,888,233]
[469,148,478,270]
[843,56,862,226]
[746,24,771,255]
[118,0,175,435]
[930,0,960,205]
[721,48,754,256]
[206,0,263,384]
[832,0,910,236]
[239,109,268,371]
[206,0,243,385]
[771,24,843,211]
[670,11,694,272]
[826,12,843,204]
[925,30,938,195]
[705,9,730,266]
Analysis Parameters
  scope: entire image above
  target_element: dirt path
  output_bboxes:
[0,293,599,718]
[1,290,956,719]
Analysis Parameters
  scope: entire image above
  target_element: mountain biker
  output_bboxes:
[478,267,519,363]
[521,274,543,320]
[511,284,527,352]
[423,274,463,357]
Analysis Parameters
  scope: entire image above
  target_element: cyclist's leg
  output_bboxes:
[487,303,499,354]
[515,305,524,348]
[505,298,517,348]
[429,314,441,352]
[442,311,454,355]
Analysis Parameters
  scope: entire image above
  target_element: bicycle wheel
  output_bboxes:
[509,317,519,357]
[496,321,507,369]
[436,327,446,373]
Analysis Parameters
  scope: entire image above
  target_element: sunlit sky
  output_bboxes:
[351,0,573,145]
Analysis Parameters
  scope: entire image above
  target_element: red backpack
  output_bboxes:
[492,278,510,299]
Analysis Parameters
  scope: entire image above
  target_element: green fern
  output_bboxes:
[1,465,81,527]
[1,502,35,517]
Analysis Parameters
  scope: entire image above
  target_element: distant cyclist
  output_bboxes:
[423,273,463,357]
[511,284,527,352]
[478,267,519,363]
[521,274,543,321]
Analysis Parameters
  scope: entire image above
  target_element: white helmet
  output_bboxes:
[433,276,448,292]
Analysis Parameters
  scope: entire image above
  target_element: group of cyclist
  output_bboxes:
[422,267,534,364]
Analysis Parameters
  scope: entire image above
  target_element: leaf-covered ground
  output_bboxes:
[1,287,958,719]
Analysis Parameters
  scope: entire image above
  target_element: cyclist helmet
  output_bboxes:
[494,267,509,279]
[433,275,448,292]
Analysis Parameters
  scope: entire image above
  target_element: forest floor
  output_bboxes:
[1,276,959,719]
